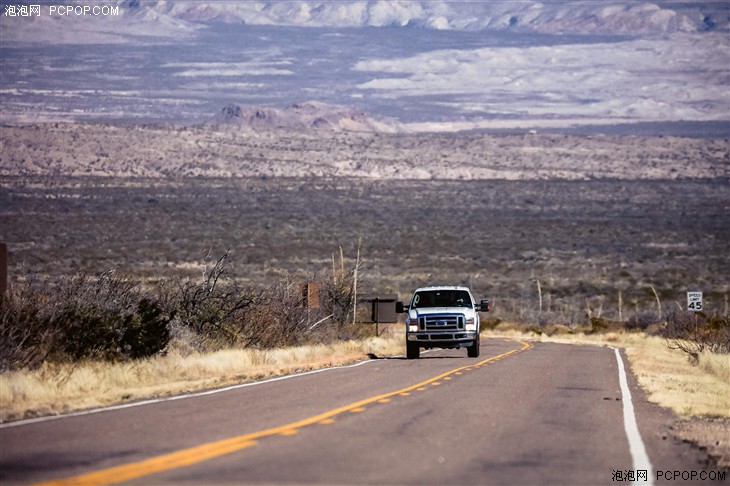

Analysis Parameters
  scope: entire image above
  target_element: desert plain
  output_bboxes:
[1,123,728,325]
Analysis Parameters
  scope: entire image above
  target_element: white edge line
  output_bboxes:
[611,346,654,486]
[0,358,377,429]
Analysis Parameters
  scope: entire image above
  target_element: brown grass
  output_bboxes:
[0,337,403,423]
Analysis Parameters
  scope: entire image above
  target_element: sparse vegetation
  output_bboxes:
[2,175,728,315]
[0,250,367,373]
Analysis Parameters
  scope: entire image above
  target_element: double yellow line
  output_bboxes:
[38,339,531,485]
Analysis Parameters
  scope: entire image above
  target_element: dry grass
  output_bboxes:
[0,337,403,423]
[619,335,729,418]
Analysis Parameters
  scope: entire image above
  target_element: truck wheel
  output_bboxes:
[467,337,480,358]
[406,341,420,359]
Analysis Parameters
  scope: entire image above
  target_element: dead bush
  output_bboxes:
[664,309,730,360]
[173,251,264,350]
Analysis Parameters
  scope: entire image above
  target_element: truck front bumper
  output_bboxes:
[407,330,478,344]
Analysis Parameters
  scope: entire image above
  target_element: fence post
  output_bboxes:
[0,243,7,296]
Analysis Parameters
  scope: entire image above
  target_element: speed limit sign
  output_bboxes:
[687,292,703,312]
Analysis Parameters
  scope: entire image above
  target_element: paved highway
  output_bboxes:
[0,339,716,485]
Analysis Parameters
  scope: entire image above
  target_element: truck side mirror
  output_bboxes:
[396,301,408,313]
[478,299,490,312]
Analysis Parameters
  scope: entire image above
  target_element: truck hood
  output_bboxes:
[410,307,474,317]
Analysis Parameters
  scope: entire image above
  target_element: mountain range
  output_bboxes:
[1,1,727,133]
[131,1,726,34]
[2,1,728,45]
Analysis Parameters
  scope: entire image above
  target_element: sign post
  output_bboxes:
[687,291,703,312]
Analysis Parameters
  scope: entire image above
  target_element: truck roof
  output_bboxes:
[412,285,472,292]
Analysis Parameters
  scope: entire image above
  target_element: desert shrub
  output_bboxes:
[257,278,318,347]
[0,271,171,371]
[481,318,501,331]
[525,324,544,335]
[166,249,369,351]
[1,249,373,369]
[0,280,59,370]
[543,323,573,336]
[588,317,608,333]
[664,310,730,359]
[173,251,264,350]
[317,248,365,340]
[626,310,661,331]
[120,298,171,359]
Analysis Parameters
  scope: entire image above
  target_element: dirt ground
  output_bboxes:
[673,418,730,469]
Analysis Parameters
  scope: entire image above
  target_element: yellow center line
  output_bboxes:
[37,339,531,486]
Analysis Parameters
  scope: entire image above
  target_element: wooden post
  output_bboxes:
[0,243,7,296]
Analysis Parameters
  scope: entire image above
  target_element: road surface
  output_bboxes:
[0,339,717,485]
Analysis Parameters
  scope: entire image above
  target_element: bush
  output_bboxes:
[626,310,661,331]
[0,250,371,370]
[173,252,264,350]
[0,271,172,370]
[664,309,730,360]
[588,317,608,333]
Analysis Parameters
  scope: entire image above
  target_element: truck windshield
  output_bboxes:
[411,290,473,309]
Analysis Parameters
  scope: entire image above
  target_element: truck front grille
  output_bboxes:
[421,314,464,331]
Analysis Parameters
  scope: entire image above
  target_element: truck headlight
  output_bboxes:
[407,317,419,333]
[465,317,476,332]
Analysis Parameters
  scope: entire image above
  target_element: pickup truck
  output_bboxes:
[397,286,489,359]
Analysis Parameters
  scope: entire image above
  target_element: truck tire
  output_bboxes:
[406,341,420,359]
[467,337,480,358]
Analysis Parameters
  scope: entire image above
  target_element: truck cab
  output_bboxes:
[398,286,489,359]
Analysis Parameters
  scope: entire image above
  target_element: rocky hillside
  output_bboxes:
[1,123,727,180]
[148,1,727,34]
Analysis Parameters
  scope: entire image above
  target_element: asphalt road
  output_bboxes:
[0,339,717,485]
